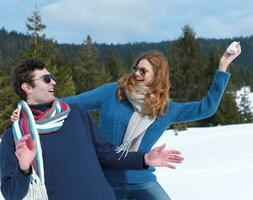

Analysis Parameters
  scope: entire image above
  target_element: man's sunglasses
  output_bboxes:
[132,66,148,76]
[32,74,55,84]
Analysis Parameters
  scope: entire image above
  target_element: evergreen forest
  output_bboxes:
[0,11,253,134]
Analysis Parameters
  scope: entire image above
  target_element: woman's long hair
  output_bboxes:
[118,50,170,118]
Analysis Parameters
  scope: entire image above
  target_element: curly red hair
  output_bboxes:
[118,50,170,118]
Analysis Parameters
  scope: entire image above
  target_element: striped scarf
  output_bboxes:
[12,99,70,200]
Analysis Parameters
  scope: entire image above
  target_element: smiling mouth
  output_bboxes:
[134,76,144,82]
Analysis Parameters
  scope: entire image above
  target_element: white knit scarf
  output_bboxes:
[116,86,156,158]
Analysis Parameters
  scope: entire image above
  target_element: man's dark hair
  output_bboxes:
[11,59,45,100]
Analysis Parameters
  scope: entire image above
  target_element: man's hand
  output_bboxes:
[219,41,241,72]
[15,135,36,174]
[144,144,184,169]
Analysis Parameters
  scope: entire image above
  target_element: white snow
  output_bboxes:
[236,86,253,112]
[154,123,253,200]
[1,123,253,200]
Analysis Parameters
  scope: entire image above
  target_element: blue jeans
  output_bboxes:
[111,181,171,200]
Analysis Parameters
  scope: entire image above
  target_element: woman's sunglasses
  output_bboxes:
[132,66,148,76]
[32,74,55,84]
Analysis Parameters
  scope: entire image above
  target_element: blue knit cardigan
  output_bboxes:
[63,70,230,184]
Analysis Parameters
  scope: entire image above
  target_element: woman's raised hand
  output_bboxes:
[219,41,241,72]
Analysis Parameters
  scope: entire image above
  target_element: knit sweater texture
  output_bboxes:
[63,70,231,184]
[0,104,145,200]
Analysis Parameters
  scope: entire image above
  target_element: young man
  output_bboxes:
[0,59,183,200]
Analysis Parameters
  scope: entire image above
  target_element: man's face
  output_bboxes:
[26,68,56,105]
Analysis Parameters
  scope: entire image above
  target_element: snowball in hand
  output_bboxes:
[226,41,239,54]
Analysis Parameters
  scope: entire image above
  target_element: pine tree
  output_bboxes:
[212,86,242,125]
[169,25,207,130]
[73,35,110,93]
[24,8,46,58]
[0,75,18,133]
[169,25,207,101]
[20,8,65,66]
[125,49,135,69]
[0,50,3,73]
[105,48,126,81]
[238,87,253,123]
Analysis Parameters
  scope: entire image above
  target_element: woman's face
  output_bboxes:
[133,59,155,87]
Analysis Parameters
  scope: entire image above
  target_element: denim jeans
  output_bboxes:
[110,181,171,200]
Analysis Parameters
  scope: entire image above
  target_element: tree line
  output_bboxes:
[0,11,252,134]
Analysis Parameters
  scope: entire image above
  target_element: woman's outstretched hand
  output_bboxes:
[144,144,184,169]
[219,41,241,72]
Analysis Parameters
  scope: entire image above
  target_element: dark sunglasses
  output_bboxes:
[32,74,55,84]
[132,66,148,76]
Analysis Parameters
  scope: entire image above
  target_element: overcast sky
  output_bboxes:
[0,0,253,44]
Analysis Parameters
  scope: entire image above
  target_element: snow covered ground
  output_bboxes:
[1,123,252,200]
[154,123,253,200]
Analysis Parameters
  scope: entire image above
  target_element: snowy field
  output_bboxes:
[0,123,252,200]
[155,123,253,200]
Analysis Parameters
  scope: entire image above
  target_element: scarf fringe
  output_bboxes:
[115,142,131,160]
[25,173,48,200]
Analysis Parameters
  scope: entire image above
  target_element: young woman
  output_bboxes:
[12,43,241,200]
